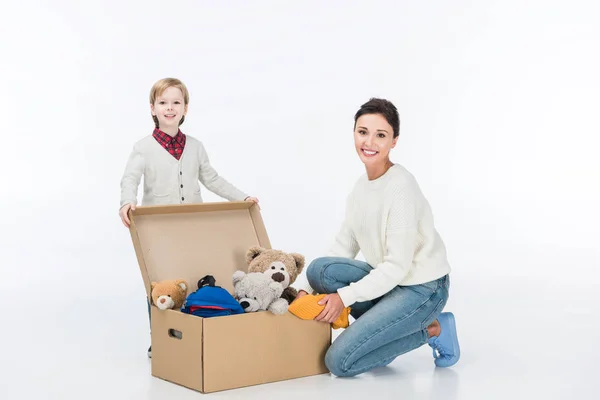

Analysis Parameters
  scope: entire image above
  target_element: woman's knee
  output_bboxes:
[307,257,348,292]
[325,346,356,378]
[306,257,331,291]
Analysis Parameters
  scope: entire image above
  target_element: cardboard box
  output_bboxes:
[128,201,331,393]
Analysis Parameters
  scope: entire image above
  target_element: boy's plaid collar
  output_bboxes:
[152,128,185,145]
[152,128,186,160]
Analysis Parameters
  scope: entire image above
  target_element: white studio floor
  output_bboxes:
[1,249,597,400]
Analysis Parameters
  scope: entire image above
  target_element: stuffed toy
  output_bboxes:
[289,294,351,329]
[150,279,188,311]
[232,271,289,315]
[245,246,305,305]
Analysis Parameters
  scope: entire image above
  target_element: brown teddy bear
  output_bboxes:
[150,279,188,310]
[246,246,305,304]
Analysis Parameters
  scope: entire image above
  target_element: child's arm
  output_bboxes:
[119,144,145,226]
[197,142,249,201]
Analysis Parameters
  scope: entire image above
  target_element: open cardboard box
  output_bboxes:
[128,201,331,393]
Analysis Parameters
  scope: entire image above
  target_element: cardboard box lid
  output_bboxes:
[128,202,271,298]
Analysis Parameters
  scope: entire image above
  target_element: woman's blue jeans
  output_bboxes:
[306,256,449,377]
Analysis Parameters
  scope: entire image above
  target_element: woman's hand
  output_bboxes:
[315,293,345,323]
[295,290,308,299]
[119,203,136,228]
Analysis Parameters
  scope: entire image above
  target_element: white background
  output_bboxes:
[1,1,599,399]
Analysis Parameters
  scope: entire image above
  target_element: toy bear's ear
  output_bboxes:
[246,246,265,264]
[151,282,157,291]
[232,270,246,286]
[290,253,305,274]
[175,280,188,292]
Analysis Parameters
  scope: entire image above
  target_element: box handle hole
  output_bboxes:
[168,329,182,339]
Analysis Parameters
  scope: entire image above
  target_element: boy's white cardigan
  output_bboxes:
[120,135,248,208]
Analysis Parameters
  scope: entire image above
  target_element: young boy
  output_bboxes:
[119,78,259,357]
[119,77,259,227]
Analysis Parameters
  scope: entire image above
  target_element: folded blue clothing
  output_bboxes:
[181,275,245,318]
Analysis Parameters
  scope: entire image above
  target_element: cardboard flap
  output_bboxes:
[129,202,271,298]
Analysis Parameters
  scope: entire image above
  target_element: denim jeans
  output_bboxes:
[306,256,449,377]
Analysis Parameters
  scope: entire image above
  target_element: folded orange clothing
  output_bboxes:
[289,294,351,329]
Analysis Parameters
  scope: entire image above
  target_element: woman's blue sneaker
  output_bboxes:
[427,312,460,367]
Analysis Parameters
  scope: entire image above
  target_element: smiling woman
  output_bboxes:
[293,98,461,377]
[353,100,400,180]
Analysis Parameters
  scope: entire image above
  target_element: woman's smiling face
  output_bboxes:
[354,113,398,167]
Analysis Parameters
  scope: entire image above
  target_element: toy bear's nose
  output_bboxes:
[160,298,166,303]
[240,301,250,309]
[272,272,285,282]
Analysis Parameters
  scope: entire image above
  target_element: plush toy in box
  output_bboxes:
[150,279,188,310]
[232,271,288,315]
[245,246,305,304]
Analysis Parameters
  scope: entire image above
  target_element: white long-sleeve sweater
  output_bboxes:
[294,164,451,307]
[120,135,248,208]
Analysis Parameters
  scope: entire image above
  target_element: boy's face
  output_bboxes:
[151,86,188,132]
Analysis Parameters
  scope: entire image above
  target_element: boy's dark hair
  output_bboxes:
[354,98,400,138]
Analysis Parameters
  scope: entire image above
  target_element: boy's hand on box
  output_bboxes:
[244,196,260,209]
[314,293,345,324]
[119,203,136,228]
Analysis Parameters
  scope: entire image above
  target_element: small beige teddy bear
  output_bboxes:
[150,279,188,310]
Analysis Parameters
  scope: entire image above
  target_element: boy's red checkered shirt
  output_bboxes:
[152,128,186,160]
